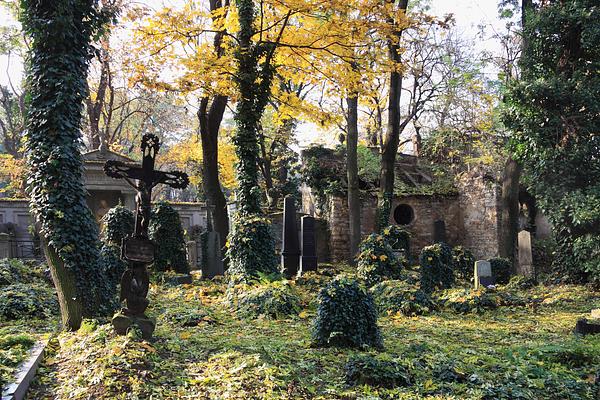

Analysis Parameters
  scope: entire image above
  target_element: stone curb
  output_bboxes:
[1,340,47,400]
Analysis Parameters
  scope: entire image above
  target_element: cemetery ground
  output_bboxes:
[1,263,594,399]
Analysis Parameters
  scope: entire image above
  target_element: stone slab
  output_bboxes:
[1,340,46,400]
[474,260,493,290]
[518,230,534,277]
[112,313,156,340]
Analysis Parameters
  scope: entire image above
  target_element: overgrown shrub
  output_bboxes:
[226,214,279,279]
[233,280,301,319]
[452,246,475,281]
[381,225,410,257]
[101,205,134,245]
[370,280,437,316]
[489,257,511,284]
[356,234,403,286]
[99,244,127,291]
[312,276,382,349]
[344,354,412,388]
[419,243,454,293]
[149,202,189,273]
[438,288,499,314]
[0,283,58,320]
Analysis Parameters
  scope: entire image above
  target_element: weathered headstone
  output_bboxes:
[518,230,534,278]
[281,196,300,278]
[433,220,447,243]
[299,215,317,274]
[474,260,494,289]
[200,206,223,279]
[186,240,198,270]
[201,231,223,279]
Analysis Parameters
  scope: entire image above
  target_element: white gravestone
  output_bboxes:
[474,260,493,290]
[518,230,534,278]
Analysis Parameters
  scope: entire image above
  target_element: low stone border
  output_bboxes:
[1,340,47,400]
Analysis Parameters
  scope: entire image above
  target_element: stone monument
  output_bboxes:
[299,215,317,274]
[201,206,224,279]
[104,133,189,339]
[281,196,300,278]
[518,230,534,278]
[474,260,494,290]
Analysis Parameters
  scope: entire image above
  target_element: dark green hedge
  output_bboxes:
[149,202,189,274]
[419,243,454,293]
[101,204,134,246]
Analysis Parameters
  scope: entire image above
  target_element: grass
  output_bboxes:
[26,267,600,400]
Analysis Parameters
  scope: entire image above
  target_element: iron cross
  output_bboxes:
[104,133,189,238]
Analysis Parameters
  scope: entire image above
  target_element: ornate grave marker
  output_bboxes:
[104,133,188,339]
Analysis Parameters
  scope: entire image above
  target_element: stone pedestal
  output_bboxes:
[112,312,155,340]
[300,216,317,274]
[187,240,199,270]
[281,196,300,278]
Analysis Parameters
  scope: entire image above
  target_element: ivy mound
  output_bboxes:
[451,246,475,281]
[101,205,134,245]
[344,354,412,388]
[312,276,383,349]
[0,259,47,286]
[489,257,512,284]
[438,288,500,314]
[149,202,189,274]
[356,234,403,286]
[381,225,410,258]
[229,280,301,319]
[419,243,454,293]
[226,214,279,280]
[370,280,437,316]
[0,283,58,321]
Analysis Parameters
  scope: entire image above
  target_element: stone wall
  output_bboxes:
[457,171,502,260]
[389,194,461,259]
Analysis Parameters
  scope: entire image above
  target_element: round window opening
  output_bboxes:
[394,204,414,225]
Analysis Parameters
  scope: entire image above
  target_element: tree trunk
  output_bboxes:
[500,157,522,271]
[42,238,82,330]
[198,96,229,243]
[346,96,361,263]
[378,0,409,231]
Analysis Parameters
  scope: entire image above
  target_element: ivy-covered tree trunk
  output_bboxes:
[227,0,287,278]
[378,0,409,231]
[346,96,361,263]
[21,0,115,330]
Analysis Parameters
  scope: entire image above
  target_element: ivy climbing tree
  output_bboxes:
[503,0,600,284]
[21,0,116,330]
[226,0,290,278]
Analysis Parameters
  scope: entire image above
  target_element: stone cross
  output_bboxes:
[299,215,317,274]
[281,196,300,278]
[474,260,494,290]
[104,133,189,339]
[518,230,534,278]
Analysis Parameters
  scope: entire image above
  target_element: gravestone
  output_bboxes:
[201,207,223,279]
[474,260,494,289]
[186,241,198,270]
[518,230,534,278]
[433,220,447,243]
[300,215,318,274]
[281,196,300,278]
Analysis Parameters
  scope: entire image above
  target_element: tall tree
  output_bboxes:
[378,0,409,230]
[503,0,600,284]
[21,0,116,330]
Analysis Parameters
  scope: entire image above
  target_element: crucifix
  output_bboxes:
[104,133,188,338]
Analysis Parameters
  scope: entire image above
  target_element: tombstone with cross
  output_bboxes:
[104,133,189,339]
